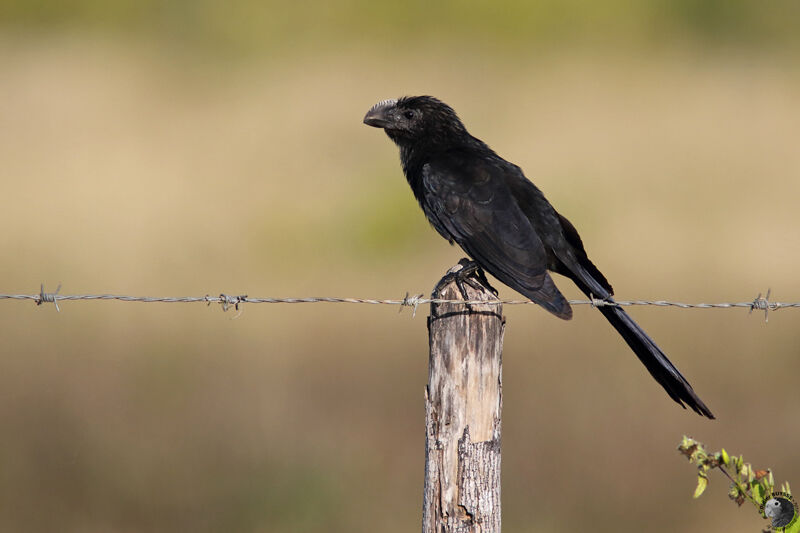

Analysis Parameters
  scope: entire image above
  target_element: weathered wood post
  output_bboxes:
[423,260,504,533]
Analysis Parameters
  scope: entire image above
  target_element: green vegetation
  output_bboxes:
[679,437,799,532]
[3,0,799,54]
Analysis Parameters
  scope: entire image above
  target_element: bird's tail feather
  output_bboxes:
[596,301,714,419]
[562,261,714,418]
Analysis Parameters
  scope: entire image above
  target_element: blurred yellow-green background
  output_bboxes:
[1,2,800,532]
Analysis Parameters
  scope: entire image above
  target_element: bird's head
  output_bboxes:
[765,499,782,518]
[363,96,468,147]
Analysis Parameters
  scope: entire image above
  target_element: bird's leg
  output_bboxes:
[470,262,499,297]
[433,258,498,310]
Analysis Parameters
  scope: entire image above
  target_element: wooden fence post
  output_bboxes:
[423,261,505,533]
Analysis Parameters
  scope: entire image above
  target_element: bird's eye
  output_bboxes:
[403,111,415,119]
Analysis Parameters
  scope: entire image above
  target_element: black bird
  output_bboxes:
[363,95,714,419]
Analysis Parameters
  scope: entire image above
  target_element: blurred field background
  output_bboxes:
[1,1,800,532]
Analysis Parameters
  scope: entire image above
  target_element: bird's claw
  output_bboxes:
[434,259,498,311]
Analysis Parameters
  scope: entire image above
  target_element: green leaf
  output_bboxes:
[694,473,708,499]
[721,448,730,465]
[752,483,766,505]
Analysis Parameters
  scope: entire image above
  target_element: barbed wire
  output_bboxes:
[0,285,796,321]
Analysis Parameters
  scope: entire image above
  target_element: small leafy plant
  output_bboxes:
[678,436,798,532]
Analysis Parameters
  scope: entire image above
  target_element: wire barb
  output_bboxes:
[36,283,61,312]
[587,293,616,308]
[400,292,424,317]
[750,289,776,323]
[218,294,247,312]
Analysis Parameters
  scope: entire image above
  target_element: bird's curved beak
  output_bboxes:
[363,98,397,128]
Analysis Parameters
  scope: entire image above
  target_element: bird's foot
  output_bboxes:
[433,258,498,310]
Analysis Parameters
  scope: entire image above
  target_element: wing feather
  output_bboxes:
[422,160,572,319]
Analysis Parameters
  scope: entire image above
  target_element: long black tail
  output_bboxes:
[552,213,713,417]
[596,300,714,419]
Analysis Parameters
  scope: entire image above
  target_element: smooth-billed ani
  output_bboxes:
[363,95,713,419]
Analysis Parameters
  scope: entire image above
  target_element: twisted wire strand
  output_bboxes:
[0,287,796,321]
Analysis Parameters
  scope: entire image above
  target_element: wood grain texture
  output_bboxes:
[423,263,504,533]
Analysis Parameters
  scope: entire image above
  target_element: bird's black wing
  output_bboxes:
[420,158,572,319]
[502,171,614,298]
